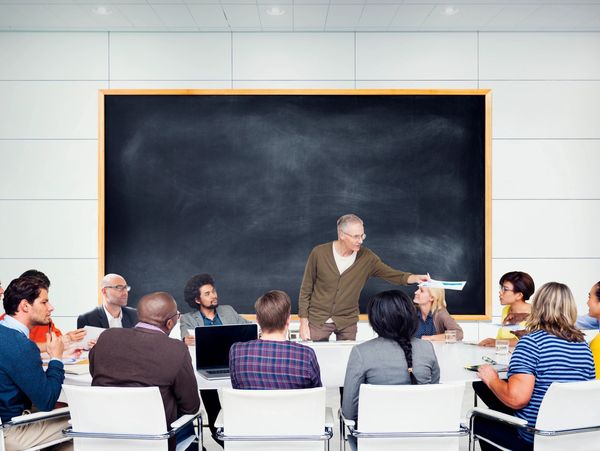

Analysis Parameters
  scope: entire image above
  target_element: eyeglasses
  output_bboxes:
[499,286,514,293]
[342,231,366,241]
[164,311,181,324]
[105,285,131,292]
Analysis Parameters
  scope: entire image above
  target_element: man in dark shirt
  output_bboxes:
[89,291,200,451]
[230,290,322,389]
[0,276,70,451]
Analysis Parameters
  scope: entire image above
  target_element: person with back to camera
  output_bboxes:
[342,290,440,426]
[583,280,600,378]
[413,286,464,341]
[479,271,535,348]
[472,282,595,450]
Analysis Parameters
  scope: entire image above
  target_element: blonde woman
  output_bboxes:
[473,282,595,450]
[479,271,534,347]
[413,286,463,341]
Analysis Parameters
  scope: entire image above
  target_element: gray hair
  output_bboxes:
[337,214,363,232]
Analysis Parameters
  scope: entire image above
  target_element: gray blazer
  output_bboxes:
[180,305,250,337]
[342,336,440,421]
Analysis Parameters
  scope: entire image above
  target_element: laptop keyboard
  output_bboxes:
[205,369,230,375]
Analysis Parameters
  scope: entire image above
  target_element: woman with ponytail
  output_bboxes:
[341,289,440,424]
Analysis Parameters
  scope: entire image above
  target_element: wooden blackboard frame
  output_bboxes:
[98,89,492,320]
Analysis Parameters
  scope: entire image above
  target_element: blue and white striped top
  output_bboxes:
[508,330,595,442]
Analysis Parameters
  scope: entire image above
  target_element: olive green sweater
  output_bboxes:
[298,242,411,330]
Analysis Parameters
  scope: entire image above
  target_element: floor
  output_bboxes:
[200,384,481,451]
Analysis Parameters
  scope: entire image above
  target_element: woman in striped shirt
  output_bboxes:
[473,282,595,450]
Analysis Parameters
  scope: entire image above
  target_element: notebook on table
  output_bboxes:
[195,323,258,380]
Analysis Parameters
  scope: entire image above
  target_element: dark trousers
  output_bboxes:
[472,382,533,451]
[200,389,224,448]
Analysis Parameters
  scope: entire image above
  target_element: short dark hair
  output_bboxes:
[368,290,419,384]
[254,290,291,333]
[20,269,50,288]
[500,271,535,300]
[595,282,600,300]
[3,276,48,316]
[183,273,215,308]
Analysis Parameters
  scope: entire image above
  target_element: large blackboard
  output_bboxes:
[102,91,490,318]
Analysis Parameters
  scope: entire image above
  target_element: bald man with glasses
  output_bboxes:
[298,214,429,341]
[77,273,138,329]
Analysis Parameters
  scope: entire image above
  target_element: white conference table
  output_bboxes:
[63,341,505,389]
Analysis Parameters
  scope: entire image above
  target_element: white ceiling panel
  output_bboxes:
[423,4,505,29]
[358,5,398,28]
[188,4,229,28]
[49,5,96,28]
[0,1,599,31]
[293,5,328,29]
[116,4,163,27]
[150,4,197,27]
[0,5,63,28]
[520,4,575,28]
[326,5,364,29]
[484,5,540,29]
[188,4,229,30]
[222,4,261,29]
[259,5,293,29]
[389,4,433,27]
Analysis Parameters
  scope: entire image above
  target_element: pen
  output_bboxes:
[482,356,497,365]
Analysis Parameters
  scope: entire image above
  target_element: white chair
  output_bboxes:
[0,407,71,451]
[62,385,201,451]
[340,383,468,451]
[215,387,333,450]
[468,379,600,451]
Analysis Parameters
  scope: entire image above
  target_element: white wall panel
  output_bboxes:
[492,258,600,319]
[0,140,97,199]
[232,80,355,89]
[0,201,97,258]
[356,80,478,89]
[0,32,108,80]
[492,139,600,199]
[480,33,600,80]
[233,33,354,80]
[456,321,479,342]
[0,81,105,139]
[356,33,477,80]
[492,200,600,258]
[110,33,231,80]
[0,258,98,316]
[486,81,600,138]
[108,81,231,89]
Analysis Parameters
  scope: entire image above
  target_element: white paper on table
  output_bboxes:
[419,278,466,291]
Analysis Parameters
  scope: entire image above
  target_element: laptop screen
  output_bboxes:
[195,324,258,370]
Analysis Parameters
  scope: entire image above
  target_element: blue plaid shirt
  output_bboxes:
[229,339,322,389]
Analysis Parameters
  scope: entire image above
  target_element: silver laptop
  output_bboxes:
[195,323,258,380]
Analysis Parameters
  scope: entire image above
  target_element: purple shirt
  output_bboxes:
[229,339,322,390]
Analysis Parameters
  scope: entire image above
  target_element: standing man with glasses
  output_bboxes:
[299,214,430,341]
[77,273,138,328]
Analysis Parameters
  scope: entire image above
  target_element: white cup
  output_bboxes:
[495,339,510,355]
[445,330,457,344]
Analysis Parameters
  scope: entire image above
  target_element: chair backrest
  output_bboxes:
[219,387,326,451]
[534,380,600,451]
[63,385,168,451]
[356,383,465,451]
